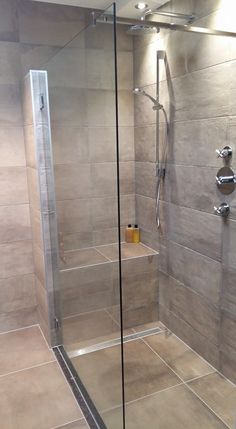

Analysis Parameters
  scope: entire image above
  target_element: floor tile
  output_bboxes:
[188,372,236,428]
[96,242,157,261]
[145,332,214,381]
[62,310,121,352]
[0,361,82,429]
[72,339,181,411]
[103,385,228,429]
[0,326,55,376]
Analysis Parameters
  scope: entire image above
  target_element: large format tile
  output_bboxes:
[63,310,120,352]
[18,0,86,46]
[0,240,33,279]
[0,361,82,429]
[0,326,54,376]
[0,204,31,243]
[167,241,221,305]
[189,372,236,428]
[168,118,228,167]
[159,274,220,344]
[0,84,22,126]
[168,204,222,261]
[0,274,36,315]
[0,167,28,205]
[54,164,91,201]
[103,384,228,429]
[134,125,156,162]
[0,0,18,42]
[0,126,25,167]
[72,340,181,411]
[145,332,214,381]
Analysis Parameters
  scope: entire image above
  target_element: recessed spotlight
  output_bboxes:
[135,2,148,10]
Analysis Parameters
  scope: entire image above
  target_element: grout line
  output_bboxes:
[49,417,85,429]
[101,382,185,414]
[0,360,56,379]
[94,247,113,262]
[38,324,55,351]
[142,337,231,429]
[0,323,39,336]
[104,308,121,328]
[184,370,216,384]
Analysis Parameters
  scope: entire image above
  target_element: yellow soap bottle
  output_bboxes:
[125,224,134,243]
[133,224,140,243]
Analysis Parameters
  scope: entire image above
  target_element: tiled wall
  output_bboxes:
[47,23,135,252]
[134,0,236,382]
[0,0,93,334]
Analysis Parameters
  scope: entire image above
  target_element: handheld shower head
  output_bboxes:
[133,88,163,110]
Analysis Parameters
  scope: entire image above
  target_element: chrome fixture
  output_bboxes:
[216,146,232,160]
[216,166,236,195]
[96,14,236,38]
[133,88,163,110]
[127,24,159,35]
[135,2,148,10]
[214,203,230,217]
[143,8,195,23]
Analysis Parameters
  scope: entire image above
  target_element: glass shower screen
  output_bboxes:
[45,4,125,428]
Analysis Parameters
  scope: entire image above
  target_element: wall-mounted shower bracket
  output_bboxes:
[143,9,196,24]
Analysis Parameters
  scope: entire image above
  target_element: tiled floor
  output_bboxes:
[0,325,88,429]
[71,322,236,429]
[2,322,236,429]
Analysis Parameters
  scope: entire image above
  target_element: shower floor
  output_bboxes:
[69,321,236,429]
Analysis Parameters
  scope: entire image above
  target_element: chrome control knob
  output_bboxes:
[214,203,230,217]
[216,146,232,159]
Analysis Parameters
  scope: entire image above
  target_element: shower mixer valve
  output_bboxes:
[216,146,232,159]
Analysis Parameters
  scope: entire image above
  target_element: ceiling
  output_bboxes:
[33,0,170,18]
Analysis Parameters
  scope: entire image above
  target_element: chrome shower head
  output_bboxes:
[133,88,163,110]
[126,24,160,36]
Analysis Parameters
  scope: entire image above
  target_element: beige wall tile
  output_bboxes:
[0,240,33,279]
[0,307,37,334]
[0,0,18,43]
[18,0,87,46]
[0,166,28,205]
[52,126,89,165]
[0,42,21,84]
[0,204,31,243]
[0,83,22,126]
[0,273,36,313]
[55,164,91,201]
[0,126,25,167]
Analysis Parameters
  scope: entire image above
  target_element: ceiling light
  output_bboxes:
[135,2,148,10]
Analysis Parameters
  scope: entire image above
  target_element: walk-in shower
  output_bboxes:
[24,1,236,428]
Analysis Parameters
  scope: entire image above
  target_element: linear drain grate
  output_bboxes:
[68,326,164,358]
